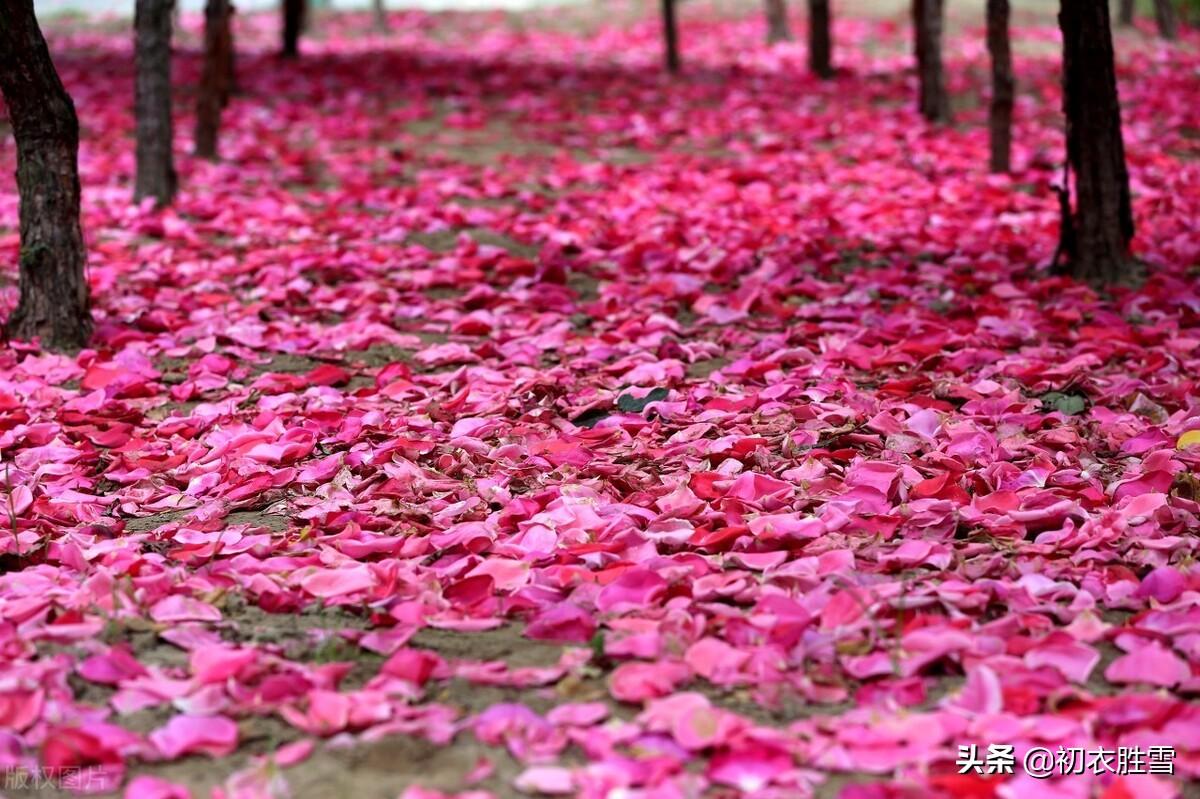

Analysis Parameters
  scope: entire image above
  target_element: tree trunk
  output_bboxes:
[372,0,387,32]
[912,0,949,122]
[0,0,92,350]
[662,0,680,73]
[194,0,233,160]
[986,0,1013,173]
[765,0,791,44]
[134,0,176,205]
[1058,0,1135,284]
[282,0,305,58]
[1118,0,1134,26]
[1153,0,1178,39]
[808,0,832,78]
[220,4,235,103]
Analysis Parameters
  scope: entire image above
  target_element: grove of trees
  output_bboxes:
[0,0,1180,351]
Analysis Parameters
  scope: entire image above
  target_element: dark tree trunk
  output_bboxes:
[912,0,949,122]
[372,0,387,32]
[219,4,235,103]
[0,0,92,350]
[662,0,680,73]
[134,0,176,205]
[765,0,791,44]
[808,0,833,78]
[1058,0,1136,284]
[194,0,233,160]
[1118,0,1134,26]
[986,0,1013,173]
[1153,0,1178,39]
[282,0,305,58]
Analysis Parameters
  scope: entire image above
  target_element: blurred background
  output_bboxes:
[34,0,586,15]
[27,1,1198,36]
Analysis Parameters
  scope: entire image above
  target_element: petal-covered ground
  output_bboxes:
[2,2,1199,797]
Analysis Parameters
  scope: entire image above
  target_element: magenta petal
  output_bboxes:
[707,746,792,792]
[524,603,596,643]
[609,661,691,703]
[684,637,750,685]
[595,568,668,613]
[125,776,192,799]
[300,565,376,598]
[514,765,575,795]
[1105,643,1190,687]
[1138,566,1185,604]
[149,715,239,759]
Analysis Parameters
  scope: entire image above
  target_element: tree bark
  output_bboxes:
[1117,0,1135,26]
[219,4,235,103]
[1153,0,1178,39]
[986,0,1013,173]
[282,0,305,58]
[662,0,680,73]
[194,0,233,159]
[0,0,92,350]
[808,0,833,78]
[134,0,176,205]
[1058,0,1135,284]
[372,0,387,32]
[765,0,791,44]
[912,0,949,122]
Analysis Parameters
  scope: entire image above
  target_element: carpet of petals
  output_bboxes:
[1,3,1199,798]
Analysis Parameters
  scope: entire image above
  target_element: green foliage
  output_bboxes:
[616,387,669,413]
[574,387,670,429]
[1040,391,1089,416]
[1145,0,1200,19]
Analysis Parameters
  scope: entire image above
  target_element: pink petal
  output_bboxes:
[1138,566,1185,604]
[609,661,691,703]
[125,776,192,799]
[514,766,575,795]
[524,603,596,643]
[595,568,668,613]
[191,646,257,684]
[1024,637,1100,684]
[707,746,792,792]
[300,566,376,598]
[149,595,223,623]
[684,637,750,685]
[1105,642,1191,687]
[149,715,239,759]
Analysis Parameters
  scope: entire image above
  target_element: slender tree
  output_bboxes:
[1057,0,1136,284]
[765,0,791,44]
[1153,0,1178,39]
[809,0,833,78]
[372,0,387,32]
[1118,0,1135,26]
[0,0,92,350]
[224,28,236,100]
[194,0,233,160]
[662,0,680,73]
[282,0,306,58]
[134,0,176,205]
[987,0,1013,172]
[913,0,949,121]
